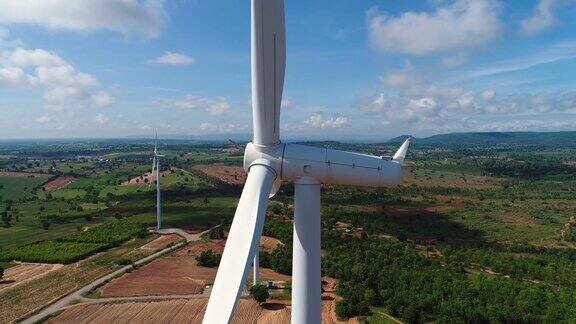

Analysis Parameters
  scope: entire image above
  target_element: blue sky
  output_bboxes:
[0,0,575,140]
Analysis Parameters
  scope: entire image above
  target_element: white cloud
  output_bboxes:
[380,65,421,88]
[160,94,230,116]
[8,48,65,67]
[153,52,194,65]
[91,91,115,108]
[358,72,576,132]
[94,113,109,125]
[199,122,249,133]
[0,47,110,108]
[304,114,349,129]
[358,93,389,112]
[481,89,496,101]
[521,0,558,36]
[463,41,576,79]
[367,0,501,55]
[0,66,27,86]
[35,115,52,124]
[43,86,87,105]
[441,54,468,67]
[0,0,167,37]
[36,65,98,88]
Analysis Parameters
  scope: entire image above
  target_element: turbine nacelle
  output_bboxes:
[243,139,409,191]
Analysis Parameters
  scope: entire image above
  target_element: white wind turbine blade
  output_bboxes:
[149,156,156,189]
[392,137,411,165]
[154,137,158,155]
[251,0,286,146]
[202,164,275,323]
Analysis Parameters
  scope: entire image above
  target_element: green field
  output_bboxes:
[0,175,49,201]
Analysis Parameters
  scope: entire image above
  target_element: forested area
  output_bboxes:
[323,237,576,323]
[261,172,576,324]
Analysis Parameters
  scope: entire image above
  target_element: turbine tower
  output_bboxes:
[152,135,165,230]
[202,1,411,323]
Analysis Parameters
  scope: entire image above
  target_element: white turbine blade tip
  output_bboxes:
[392,137,411,165]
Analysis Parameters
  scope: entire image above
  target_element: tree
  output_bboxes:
[195,250,221,268]
[208,226,225,239]
[1,211,12,227]
[249,284,269,304]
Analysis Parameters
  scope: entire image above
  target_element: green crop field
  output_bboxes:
[0,176,50,201]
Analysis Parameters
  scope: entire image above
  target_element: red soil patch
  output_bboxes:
[49,298,267,324]
[321,277,359,324]
[42,175,75,190]
[100,239,290,298]
[193,164,246,185]
[121,171,156,186]
[51,297,356,324]
[221,147,241,154]
[171,240,227,257]
[139,234,182,252]
[497,211,540,228]
[404,169,499,190]
[260,236,284,252]
[121,168,175,187]
[0,172,49,179]
[0,263,63,292]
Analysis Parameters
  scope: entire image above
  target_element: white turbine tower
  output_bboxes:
[152,136,165,230]
[202,1,411,323]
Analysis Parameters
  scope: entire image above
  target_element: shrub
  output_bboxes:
[208,226,225,239]
[195,250,221,268]
[115,258,133,266]
[249,284,270,304]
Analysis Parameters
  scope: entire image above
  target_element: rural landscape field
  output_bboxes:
[0,132,575,323]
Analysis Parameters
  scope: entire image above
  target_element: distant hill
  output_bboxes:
[388,131,576,146]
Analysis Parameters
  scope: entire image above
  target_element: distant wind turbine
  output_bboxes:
[151,134,165,230]
[202,1,410,323]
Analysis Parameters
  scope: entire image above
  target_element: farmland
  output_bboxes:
[0,135,575,323]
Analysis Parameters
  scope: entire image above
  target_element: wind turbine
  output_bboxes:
[202,1,411,323]
[151,135,165,230]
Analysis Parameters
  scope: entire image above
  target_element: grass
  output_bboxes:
[123,196,239,229]
[0,176,49,201]
[0,200,108,249]
[365,308,403,324]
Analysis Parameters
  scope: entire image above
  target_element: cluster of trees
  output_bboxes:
[323,236,576,323]
[258,199,576,323]
[259,245,292,275]
[482,159,576,179]
[259,218,292,275]
[195,250,221,268]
